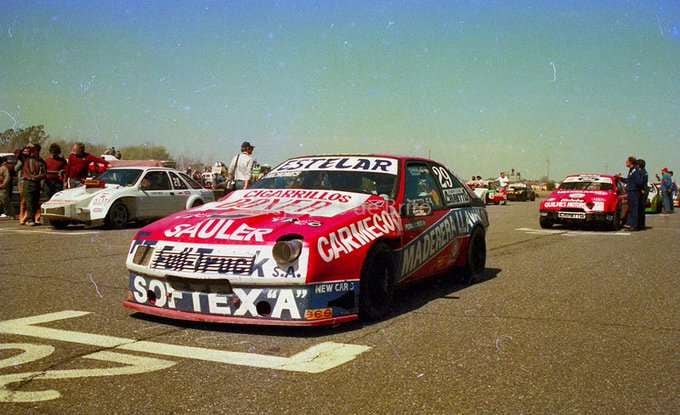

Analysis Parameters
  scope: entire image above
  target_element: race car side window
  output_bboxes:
[404,163,444,210]
[169,172,188,190]
[616,180,625,195]
[430,163,470,207]
[141,171,171,191]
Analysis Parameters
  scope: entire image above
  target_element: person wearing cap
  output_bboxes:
[227,141,256,190]
[660,167,674,214]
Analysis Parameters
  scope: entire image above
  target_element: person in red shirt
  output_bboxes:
[45,143,67,197]
[65,143,109,188]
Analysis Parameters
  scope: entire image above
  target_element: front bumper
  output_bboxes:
[123,273,360,327]
[540,210,614,223]
[41,204,92,223]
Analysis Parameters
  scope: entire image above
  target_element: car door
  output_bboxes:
[168,171,192,210]
[615,178,628,215]
[398,161,454,283]
[138,170,176,218]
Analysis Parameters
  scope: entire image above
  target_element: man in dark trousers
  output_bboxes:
[621,156,643,231]
[21,144,46,226]
[637,159,648,230]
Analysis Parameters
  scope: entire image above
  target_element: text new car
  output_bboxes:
[539,174,627,229]
[41,167,214,229]
[123,155,489,326]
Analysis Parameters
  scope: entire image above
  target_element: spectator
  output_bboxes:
[65,143,109,188]
[621,156,643,230]
[14,146,31,224]
[0,157,14,219]
[637,159,648,230]
[670,171,676,212]
[21,144,46,226]
[497,172,509,189]
[227,141,256,190]
[660,167,674,214]
[45,143,67,198]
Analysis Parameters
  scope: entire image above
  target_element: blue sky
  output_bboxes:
[1,0,679,179]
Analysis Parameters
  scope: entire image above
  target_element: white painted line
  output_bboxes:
[0,311,371,374]
[515,227,629,236]
[0,344,175,403]
[0,229,100,236]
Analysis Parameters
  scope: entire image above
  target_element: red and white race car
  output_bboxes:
[539,174,628,229]
[123,155,489,326]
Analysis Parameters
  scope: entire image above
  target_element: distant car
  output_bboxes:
[466,180,490,204]
[645,183,662,214]
[486,181,507,205]
[539,174,627,229]
[506,182,536,201]
[123,154,489,326]
[41,167,214,229]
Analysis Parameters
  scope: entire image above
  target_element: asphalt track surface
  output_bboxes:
[1,201,678,414]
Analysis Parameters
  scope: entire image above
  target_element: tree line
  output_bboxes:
[0,125,171,160]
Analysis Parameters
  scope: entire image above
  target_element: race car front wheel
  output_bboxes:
[461,227,486,285]
[539,217,553,229]
[105,202,129,229]
[359,242,396,321]
[49,220,69,229]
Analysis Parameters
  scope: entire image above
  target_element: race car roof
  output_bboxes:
[562,174,615,183]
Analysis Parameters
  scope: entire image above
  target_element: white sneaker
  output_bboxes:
[0,214,7,218]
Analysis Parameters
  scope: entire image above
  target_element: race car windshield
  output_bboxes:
[559,181,613,191]
[250,171,397,198]
[96,169,144,187]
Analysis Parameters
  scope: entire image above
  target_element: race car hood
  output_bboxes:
[129,188,402,285]
[135,188,402,247]
[42,184,125,208]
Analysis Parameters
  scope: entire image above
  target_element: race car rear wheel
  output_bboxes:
[461,227,486,285]
[359,242,396,321]
[105,202,129,229]
[608,209,623,231]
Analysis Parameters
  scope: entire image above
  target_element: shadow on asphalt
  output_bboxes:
[129,267,502,339]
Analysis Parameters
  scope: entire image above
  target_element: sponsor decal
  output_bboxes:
[404,219,426,231]
[270,156,398,175]
[304,308,333,321]
[563,175,612,184]
[317,208,402,262]
[130,274,305,319]
[163,219,272,242]
[129,241,308,281]
[400,208,485,279]
[313,281,356,294]
[203,189,369,218]
[443,187,469,205]
[128,275,358,320]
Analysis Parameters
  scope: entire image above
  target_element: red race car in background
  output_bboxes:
[123,155,489,326]
[539,174,627,230]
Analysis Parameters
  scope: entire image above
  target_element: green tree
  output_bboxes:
[0,125,49,152]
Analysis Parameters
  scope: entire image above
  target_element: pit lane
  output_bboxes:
[1,202,678,414]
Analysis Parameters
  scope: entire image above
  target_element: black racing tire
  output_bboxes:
[530,193,536,201]
[105,201,129,229]
[610,209,621,230]
[191,199,204,209]
[359,242,396,322]
[461,227,486,285]
[539,217,553,229]
[49,220,69,229]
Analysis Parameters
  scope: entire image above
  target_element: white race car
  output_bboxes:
[41,167,214,229]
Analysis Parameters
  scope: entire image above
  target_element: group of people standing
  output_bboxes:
[0,142,109,225]
[622,156,676,231]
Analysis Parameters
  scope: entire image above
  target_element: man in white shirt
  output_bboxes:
[228,141,256,190]
[497,172,509,189]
